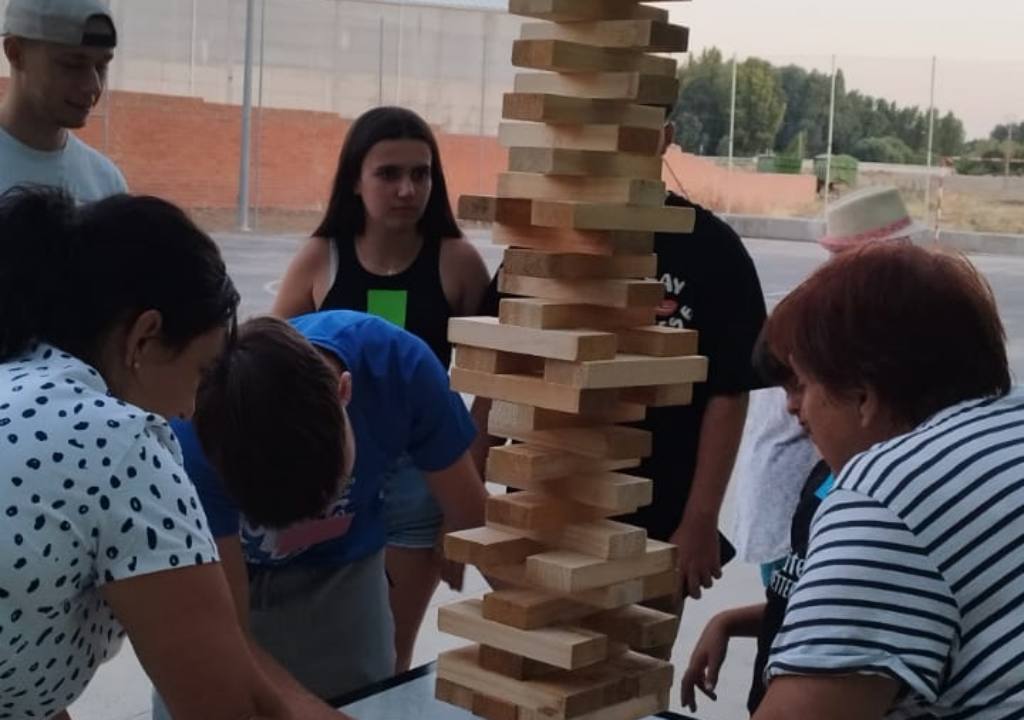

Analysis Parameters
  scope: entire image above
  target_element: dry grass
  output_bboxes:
[189,207,322,235]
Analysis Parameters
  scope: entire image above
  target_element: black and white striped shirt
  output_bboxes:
[767,389,1024,719]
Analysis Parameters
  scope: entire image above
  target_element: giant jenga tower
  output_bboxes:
[436,2,702,719]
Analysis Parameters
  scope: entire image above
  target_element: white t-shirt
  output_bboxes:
[0,126,127,202]
[730,387,821,564]
[0,344,218,719]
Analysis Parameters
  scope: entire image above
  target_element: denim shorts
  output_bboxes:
[382,455,444,549]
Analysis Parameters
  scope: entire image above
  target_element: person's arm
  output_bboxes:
[681,603,765,712]
[426,451,489,591]
[440,236,491,317]
[670,392,749,598]
[103,564,293,720]
[215,537,352,718]
[271,237,331,319]
[753,674,900,720]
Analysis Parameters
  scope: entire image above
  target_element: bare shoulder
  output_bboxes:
[440,235,485,267]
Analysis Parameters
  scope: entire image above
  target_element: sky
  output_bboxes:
[665,0,1024,139]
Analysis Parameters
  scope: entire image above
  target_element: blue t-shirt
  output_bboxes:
[173,310,477,567]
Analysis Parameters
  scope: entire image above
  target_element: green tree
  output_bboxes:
[674,49,732,154]
[732,58,786,155]
[851,136,914,163]
[933,112,966,157]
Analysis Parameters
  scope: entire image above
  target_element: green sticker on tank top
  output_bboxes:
[366,289,408,329]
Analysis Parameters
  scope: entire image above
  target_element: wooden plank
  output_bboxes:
[479,645,564,681]
[458,195,533,224]
[452,345,545,375]
[437,599,608,670]
[500,298,655,330]
[512,39,677,77]
[508,0,671,22]
[486,443,640,485]
[436,678,521,720]
[493,225,655,256]
[482,589,592,631]
[514,71,679,105]
[494,470,653,513]
[499,122,662,156]
[501,249,657,280]
[451,367,622,414]
[486,562,647,610]
[499,272,663,309]
[520,19,689,53]
[642,570,678,601]
[488,401,644,432]
[581,605,679,650]
[525,540,677,593]
[444,526,544,566]
[520,692,668,720]
[620,382,695,407]
[508,146,662,179]
[437,645,635,720]
[617,326,699,357]
[487,422,653,461]
[503,93,665,129]
[489,519,647,562]
[531,200,696,233]
[497,172,665,207]
[486,492,610,532]
[449,317,618,362]
[606,652,675,698]
[544,354,709,389]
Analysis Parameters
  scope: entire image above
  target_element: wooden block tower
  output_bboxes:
[437,2,699,718]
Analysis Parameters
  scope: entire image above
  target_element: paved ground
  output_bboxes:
[68,232,1024,720]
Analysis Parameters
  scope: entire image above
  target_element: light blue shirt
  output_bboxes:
[0,126,127,202]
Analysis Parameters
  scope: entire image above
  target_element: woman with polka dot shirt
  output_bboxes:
[0,188,346,719]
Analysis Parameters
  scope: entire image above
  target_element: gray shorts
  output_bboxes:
[152,548,395,718]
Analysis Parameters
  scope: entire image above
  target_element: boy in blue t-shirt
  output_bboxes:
[167,311,485,707]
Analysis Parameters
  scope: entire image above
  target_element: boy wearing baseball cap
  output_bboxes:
[0,0,127,200]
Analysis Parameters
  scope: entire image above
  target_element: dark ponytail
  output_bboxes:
[0,186,239,364]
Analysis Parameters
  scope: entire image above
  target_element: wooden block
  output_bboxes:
[486,492,609,531]
[490,519,647,562]
[487,443,640,485]
[499,273,663,309]
[520,19,689,53]
[509,0,670,22]
[513,39,677,77]
[503,93,665,129]
[500,298,656,330]
[488,401,645,432]
[493,225,655,256]
[453,346,545,375]
[479,645,564,681]
[508,147,662,180]
[449,317,618,362]
[502,250,657,280]
[436,678,521,720]
[459,195,533,225]
[515,71,679,105]
[452,367,623,415]
[531,200,697,233]
[499,122,662,156]
[520,692,667,720]
[437,645,633,720]
[617,326,699,357]
[444,526,544,566]
[497,172,665,207]
[642,569,678,600]
[606,652,675,697]
[525,540,677,593]
[438,599,608,670]
[620,382,695,406]
[544,354,709,389]
[435,677,475,711]
[487,422,653,462]
[487,562,647,609]
[581,605,679,650]
[533,471,654,513]
[482,589,593,631]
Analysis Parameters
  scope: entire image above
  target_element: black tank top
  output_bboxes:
[319,235,454,368]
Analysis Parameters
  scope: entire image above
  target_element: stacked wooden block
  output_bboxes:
[437,2,700,719]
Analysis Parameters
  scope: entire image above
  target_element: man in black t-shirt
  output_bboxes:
[474,115,767,640]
